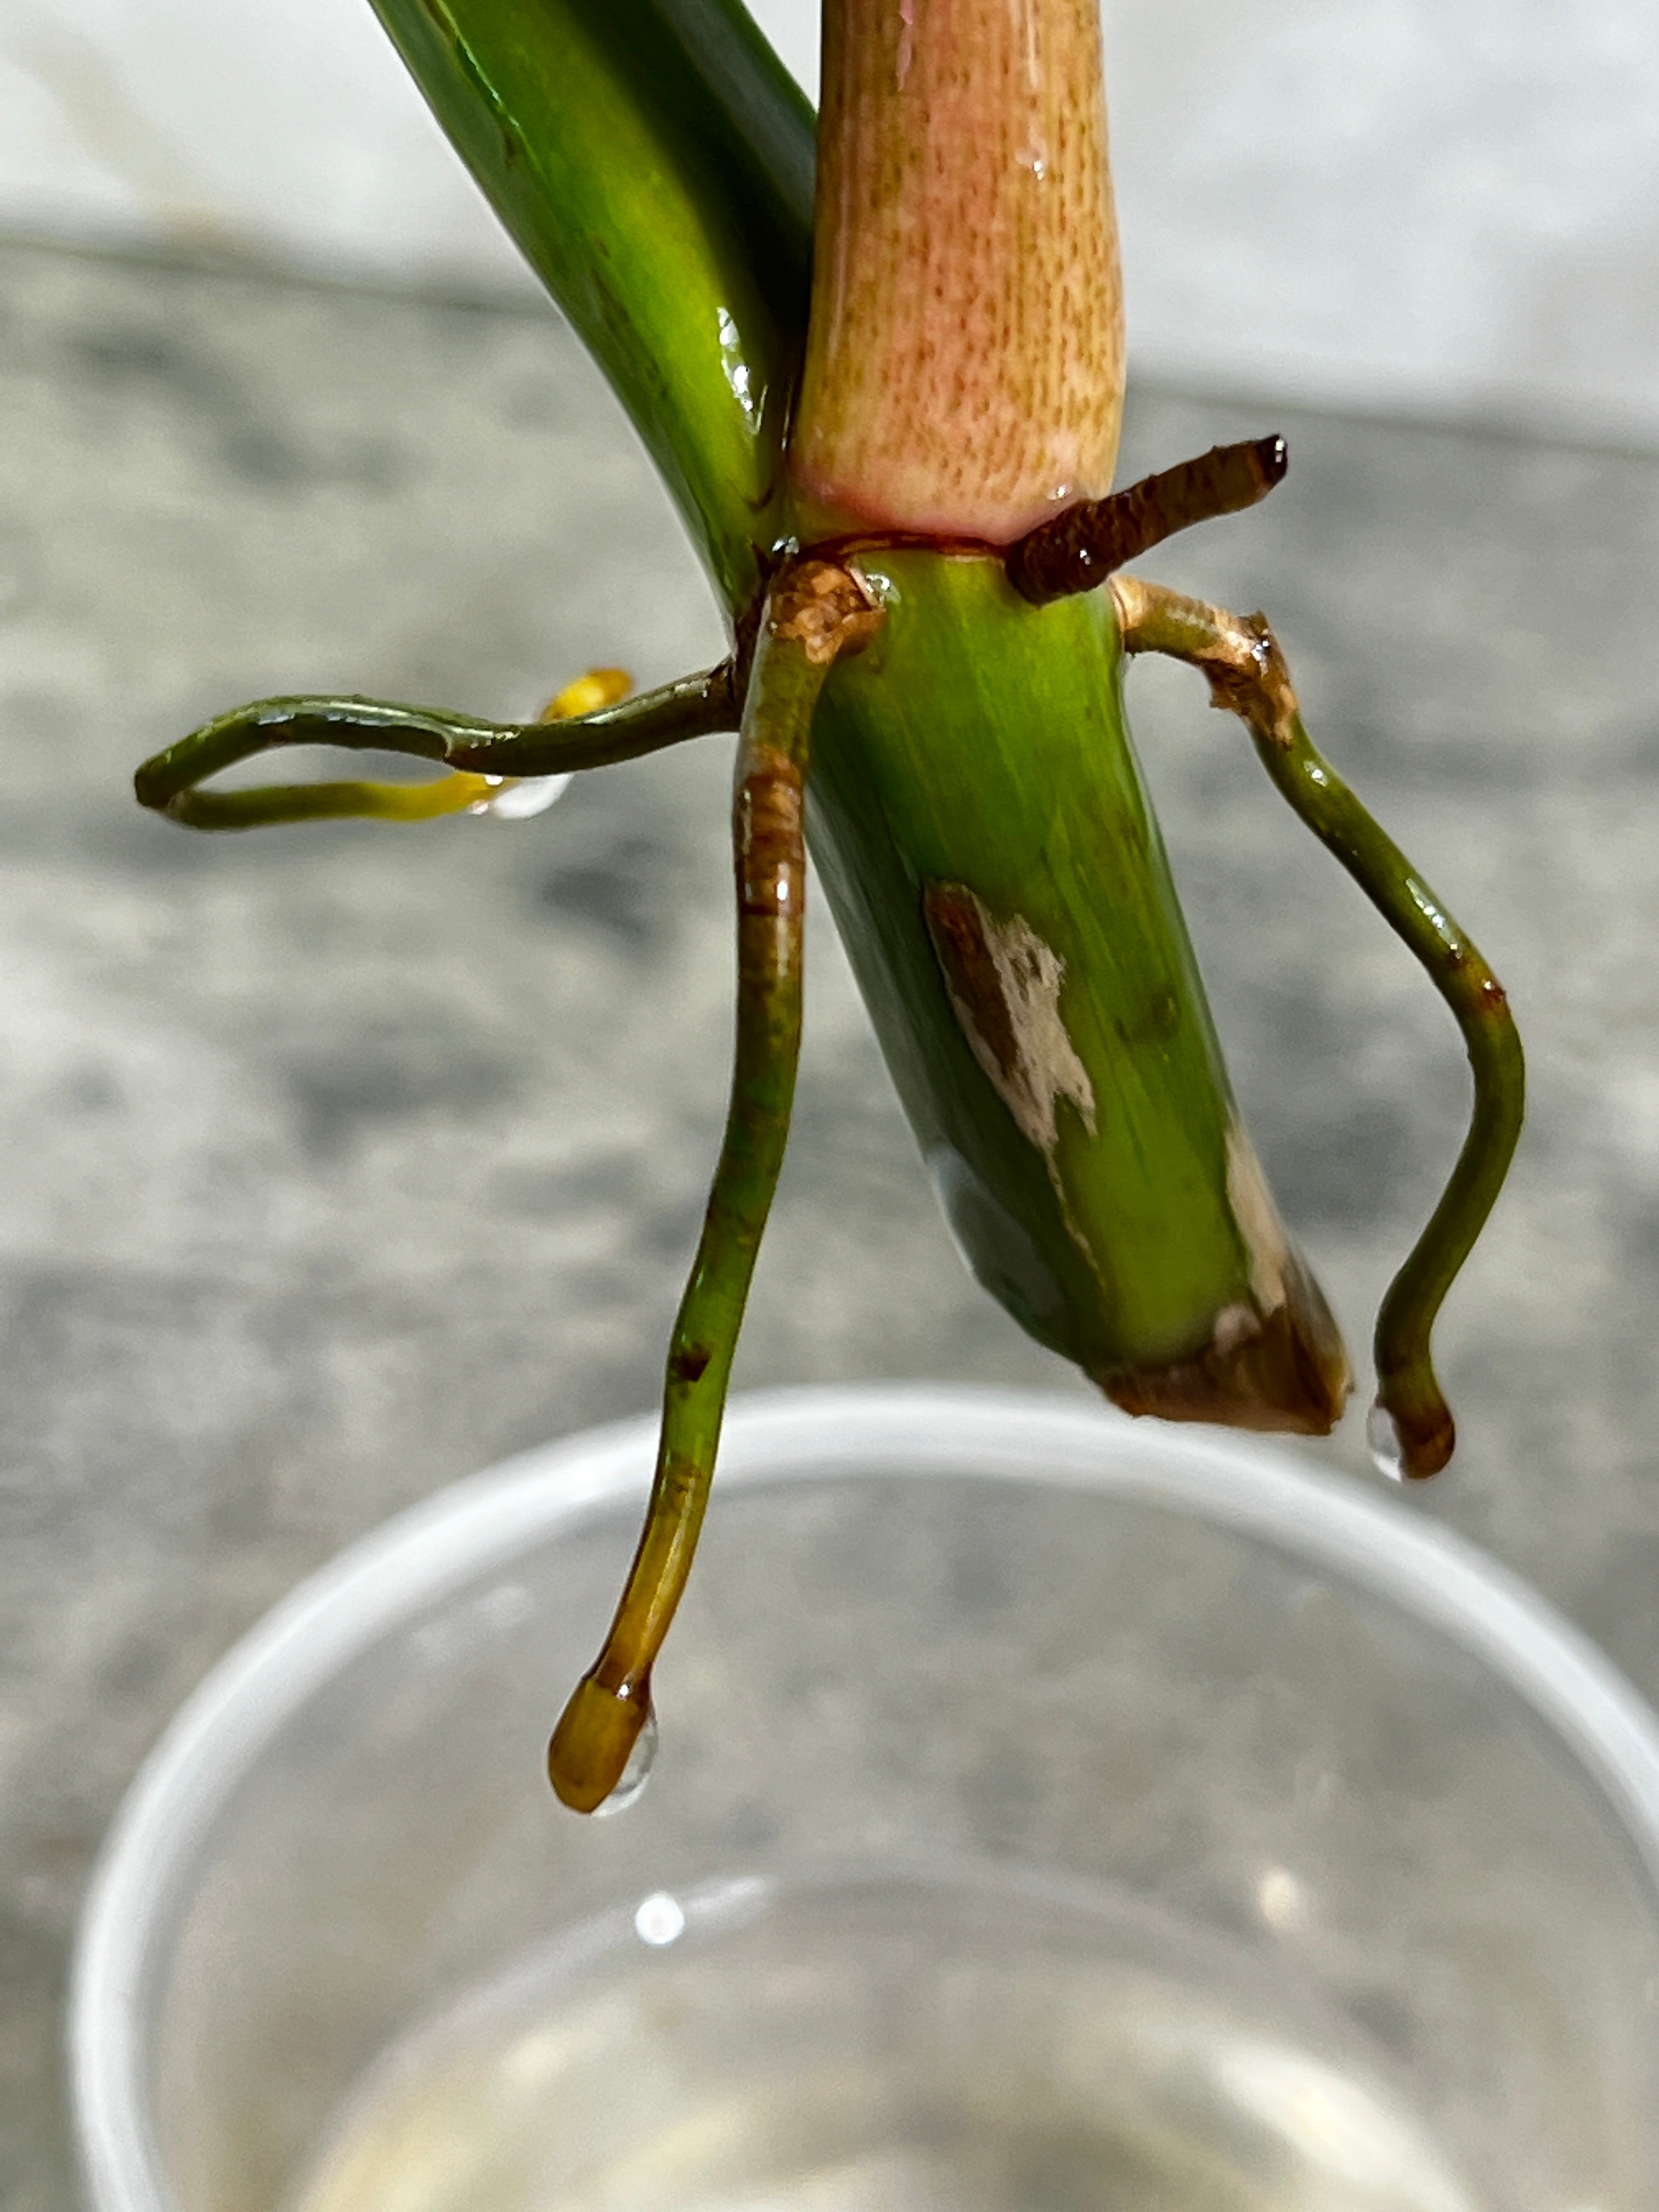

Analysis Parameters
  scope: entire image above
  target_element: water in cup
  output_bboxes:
[291,1861,1481,2212]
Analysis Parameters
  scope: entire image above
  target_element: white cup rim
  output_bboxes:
[68,1382,1659,2212]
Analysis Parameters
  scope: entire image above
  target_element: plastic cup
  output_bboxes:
[70,1386,1659,2212]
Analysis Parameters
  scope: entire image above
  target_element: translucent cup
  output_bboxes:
[71,1387,1659,2212]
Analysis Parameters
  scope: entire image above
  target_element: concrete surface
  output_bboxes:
[1,235,1657,2208]
[8,1,1659,446]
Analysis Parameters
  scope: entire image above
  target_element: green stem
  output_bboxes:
[1113,575,1525,1478]
[546,561,879,1813]
[133,666,737,830]
[809,551,1352,1430]
[368,0,812,609]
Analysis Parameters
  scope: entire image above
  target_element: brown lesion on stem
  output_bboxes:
[922,884,1098,1156]
[1092,1088,1352,1435]
[1007,437,1289,605]
[922,880,1105,1272]
[923,876,1351,1435]
[1096,1241,1351,1436]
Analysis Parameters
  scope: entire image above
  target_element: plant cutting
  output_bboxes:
[133,0,1523,1813]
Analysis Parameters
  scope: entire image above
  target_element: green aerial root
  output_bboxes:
[1111,574,1524,1480]
[546,558,881,1814]
[132,664,738,830]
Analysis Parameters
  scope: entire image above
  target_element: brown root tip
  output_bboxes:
[1005,435,1292,606]
[547,1675,651,1815]
[1380,1393,1456,1481]
[1096,1252,1351,1438]
[1256,434,1289,489]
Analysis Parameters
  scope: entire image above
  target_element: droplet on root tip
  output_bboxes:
[591,1703,658,1818]
[1366,1398,1406,1482]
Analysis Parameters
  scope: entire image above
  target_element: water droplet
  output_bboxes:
[1366,1398,1406,1482]
[633,1889,685,1946]
[486,774,573,821]
[592,1703,657,1817]
[715,306,763,436]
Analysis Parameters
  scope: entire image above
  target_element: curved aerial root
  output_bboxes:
[134,663,740,830]
[547,558,882,1813]
[1112,573,1524,1481]
[1006,436,1288,605]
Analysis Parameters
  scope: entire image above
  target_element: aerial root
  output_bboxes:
[133,663,740,830]
[546,557,882,1812]
[1113,572,1523,1480]
[1006,436,1288,605]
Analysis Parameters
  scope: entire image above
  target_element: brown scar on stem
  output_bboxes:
[1007,437,1288,605]
[1096,1238,1350,1435]
[922,883,1098,1158]
[1096,1126,1350,1434]
[924,879,1351,1435]
[922,881,1104,1279]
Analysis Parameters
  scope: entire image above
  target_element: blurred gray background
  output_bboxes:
[4,0,1658,444]
[3,4,1659,2209]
